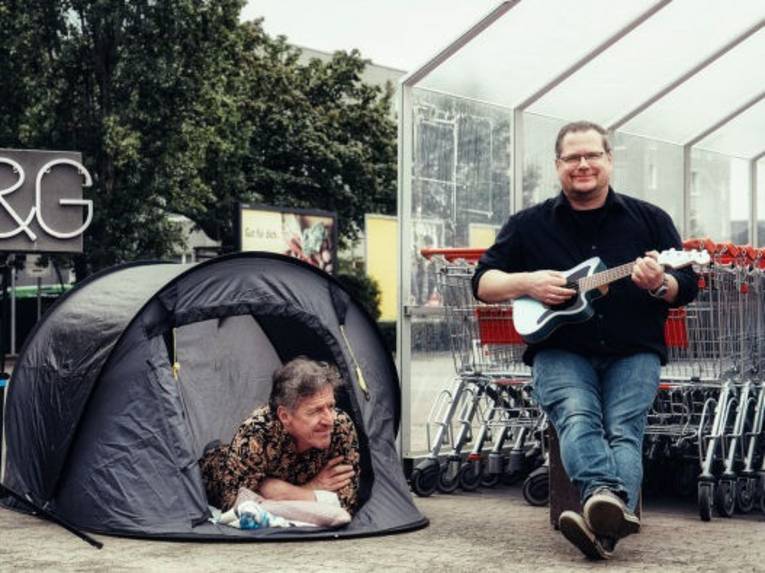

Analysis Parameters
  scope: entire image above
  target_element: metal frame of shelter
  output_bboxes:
[396,0,765,459]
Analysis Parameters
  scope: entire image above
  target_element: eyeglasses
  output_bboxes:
[557,151,606,166]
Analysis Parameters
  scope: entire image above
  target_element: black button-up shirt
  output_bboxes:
[472,189,698,366]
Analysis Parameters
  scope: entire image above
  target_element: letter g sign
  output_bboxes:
[0,149,93,254]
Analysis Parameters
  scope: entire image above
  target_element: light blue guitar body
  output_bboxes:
[512,257,606,344]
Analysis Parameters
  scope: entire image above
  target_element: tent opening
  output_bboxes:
[170,310,375,513]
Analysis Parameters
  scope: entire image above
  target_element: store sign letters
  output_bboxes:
[0,149,92,253]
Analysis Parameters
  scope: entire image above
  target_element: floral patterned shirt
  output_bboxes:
[199,406,360,513]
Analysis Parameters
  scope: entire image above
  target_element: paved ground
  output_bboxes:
[1,486,763,573]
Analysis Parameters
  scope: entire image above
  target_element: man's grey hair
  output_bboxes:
[269,356,342,412]
[555,120,612,158]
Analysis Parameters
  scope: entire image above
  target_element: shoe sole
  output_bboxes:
[559,513,609,560]
[585,497,640,539]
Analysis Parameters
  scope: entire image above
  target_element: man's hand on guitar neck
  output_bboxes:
[631,250,679,304]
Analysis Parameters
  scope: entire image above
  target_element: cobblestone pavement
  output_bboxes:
[1,486,763,573]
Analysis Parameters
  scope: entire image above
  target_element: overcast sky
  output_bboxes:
[241,0,501,71]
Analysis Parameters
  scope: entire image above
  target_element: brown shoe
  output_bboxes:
[558,511,613,560]
[583,488,641,540]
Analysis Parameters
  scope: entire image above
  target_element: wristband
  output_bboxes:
[649,275,669,299]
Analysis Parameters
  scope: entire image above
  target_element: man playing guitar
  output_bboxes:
[473,121,698,559]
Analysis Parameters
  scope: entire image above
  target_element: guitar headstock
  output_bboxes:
[658,248,711,269]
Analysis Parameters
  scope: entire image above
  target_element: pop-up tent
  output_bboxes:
[0,253,427,540]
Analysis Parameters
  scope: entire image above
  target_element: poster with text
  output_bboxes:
[239,204,337,274]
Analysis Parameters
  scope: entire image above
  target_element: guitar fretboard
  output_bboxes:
[578,261,636,291]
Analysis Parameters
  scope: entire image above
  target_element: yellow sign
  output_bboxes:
[365,214,398,321]
[469,223,498,248]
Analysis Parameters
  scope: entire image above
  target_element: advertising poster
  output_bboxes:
[365,214,397,321]
[238,204,337,274]
[468,223,499,248]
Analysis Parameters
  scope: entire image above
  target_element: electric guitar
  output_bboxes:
[512,249,710,344]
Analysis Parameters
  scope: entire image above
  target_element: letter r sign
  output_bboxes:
[0,149,93,254]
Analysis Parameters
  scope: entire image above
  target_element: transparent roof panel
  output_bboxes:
[695,98,765,159]
[619,27,765,145]
[528,0,765,127]
[416,0,658,108]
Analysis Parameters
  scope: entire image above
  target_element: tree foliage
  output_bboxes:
[337,269,382,322]
[0,1,396,277]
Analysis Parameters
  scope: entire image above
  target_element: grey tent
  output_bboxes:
[0,253,427,540]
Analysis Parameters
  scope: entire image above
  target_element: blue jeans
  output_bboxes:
[532,349,660,512]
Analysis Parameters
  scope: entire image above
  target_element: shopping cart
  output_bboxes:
[646,240,765,520]
[738,248,765,516]
[409,248,548,504]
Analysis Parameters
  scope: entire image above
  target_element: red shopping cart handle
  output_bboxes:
[719,242,740,256]
[683,237,716,253]
[743,245,758,261]
[420,247,486,262]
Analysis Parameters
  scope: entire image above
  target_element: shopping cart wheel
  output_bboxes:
[437,461,461,494]
[715,479,735,517]
[480,464,501,489]
[522,466,549,507]
[410,462,439,497]
[458,462,482,492]
[698,481,714,521]
[735,477,756,513]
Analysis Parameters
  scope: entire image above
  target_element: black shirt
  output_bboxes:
[472,189,698,366]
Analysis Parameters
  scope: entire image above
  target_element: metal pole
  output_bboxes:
[397,83,414,459]
[683,145,692,238]
[609,19,765,132]
[400,1,521,88]
[0,256,7,374]
[516,0,672,111]
[36,276,42,321]
[684,90,765,149]
[754,159,760,246]
[9,257,15,356]
[0,374,5,477]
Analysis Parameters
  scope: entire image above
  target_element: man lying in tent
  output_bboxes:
[199,357,361,520]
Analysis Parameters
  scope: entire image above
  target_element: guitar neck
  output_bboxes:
[578,261,636,291]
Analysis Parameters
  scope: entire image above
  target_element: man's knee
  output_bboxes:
[556,409,602,436]
[603,419,645,448]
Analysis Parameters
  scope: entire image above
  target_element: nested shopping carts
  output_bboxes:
[646,240,765,520]
[411,241,765,520]
[409,248,549,505]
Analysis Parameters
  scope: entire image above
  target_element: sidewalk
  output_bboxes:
[1,486,762,572]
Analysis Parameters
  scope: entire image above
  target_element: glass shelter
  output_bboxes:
[396,0,765,459]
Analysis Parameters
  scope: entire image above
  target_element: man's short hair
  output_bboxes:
[555,120,612,158]
[269,356,342,412]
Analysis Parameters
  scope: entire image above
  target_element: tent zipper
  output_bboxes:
[171,327,181,381]
[339,324,370,401]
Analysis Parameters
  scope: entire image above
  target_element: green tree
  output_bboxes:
[0,2,397,277]
[183,24,397,250]
[1,0,249,275]
[337,269,382,322]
